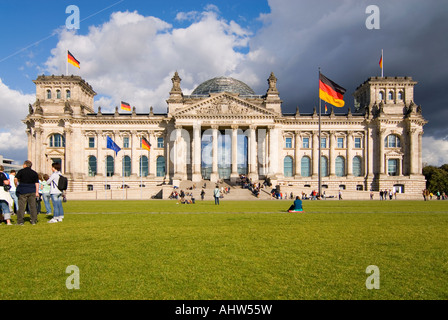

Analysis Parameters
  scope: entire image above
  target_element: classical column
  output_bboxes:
[210,125,219,183]
[366,126,374,178]
[173,125,183,180]
[346,132,353,176]
[131,130,139,177]
[97,131,105,177]
[312,131,319,177]
[409,128,417,175]
[268,126,279,179]
[64,127,73,175]
[379,128,386,176]
[192,124,202,182]
[294,131,301,178]
[329,131,336,176]
[258,127,267,177]
[248,125,258,180]
[230,125,239,182]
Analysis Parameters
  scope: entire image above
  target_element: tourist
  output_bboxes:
[40,174,52,215]
[8,170,18,213]
[0,165,13,225]
[213,185,220,205]
[200,189,205,200]
[15,160,39,225]
[380,190,384,200]
[288,196,304,212]
[46,162,64,223]
[338,190,342,200]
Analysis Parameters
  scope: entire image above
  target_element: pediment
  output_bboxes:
[174,93,276,117]
[385,149,404,157]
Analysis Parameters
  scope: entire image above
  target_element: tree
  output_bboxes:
[423,164,448,194]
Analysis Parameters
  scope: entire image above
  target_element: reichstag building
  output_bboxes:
[23,72,427,199]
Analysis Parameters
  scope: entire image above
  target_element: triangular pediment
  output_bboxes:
[173,93,276,117]
[385,149,404,157]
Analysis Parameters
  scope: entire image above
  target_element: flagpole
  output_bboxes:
[66,50,68,76]
[140,138,143,200]
[318,67,322,198]
[381,49,384,77]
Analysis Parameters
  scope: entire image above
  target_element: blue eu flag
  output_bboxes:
[106,136,121,155]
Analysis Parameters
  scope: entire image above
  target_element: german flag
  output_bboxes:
[67,51,80,68]
[379,54,383,69]
[141,137,151,151]
[121,101,131,111]
[319,73,346,108]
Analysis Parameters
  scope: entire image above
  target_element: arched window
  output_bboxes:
[353,156,363,177]
[384,134,401,148]
[106,156,114,177]
[56,89,61,99]
[66,90,71,99]
[47,90,52,99]
[320,156,328,177]
[388,91,394,101]
[335,156,345,177]
[123,156,131,177]
[301,156,311,177]
[283,156,293,177]
[88,156,97,177]
[379,91,384,101]
[49,134,65,148]
[398,91,403,100]
[140,156,148,177]
[156,156,166,177]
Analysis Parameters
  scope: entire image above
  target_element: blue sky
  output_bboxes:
[1,0,447,165]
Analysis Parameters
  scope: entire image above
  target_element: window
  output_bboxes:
[285,137,292,149]
[88,156,97,177]
[88,137,95,148]
[385,135,401,148]
[156,156,166,177]
[87,185,94,191]
[106,156,114,177]
[284,156,293,177]
[321,137,327,149]
[47,90,52,99]
[388,91,394,100]
[56,90,61,99]
[123,156,131,177]
[302,137,310,149]
[388,159,399,176]
[398,91,403,100]
[157,137,164,148]
[379,91,384,101]
[123,137,130,149]
[49,134,65,148]
[356,185,364,191]
[353,156,363,177]
[301,156,311,177]
[335,156,345,177]
[104,184,111,190]
[66,90,71,99]
[320,156,328,177]
[140,156,148,177]
[354,137,362,149]
[337,137,344,148]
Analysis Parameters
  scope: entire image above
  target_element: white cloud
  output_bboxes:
[44,9,251,113]
[422,136,448,167]
[0,78,34,159]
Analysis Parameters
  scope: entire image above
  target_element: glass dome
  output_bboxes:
[192,76,255,96]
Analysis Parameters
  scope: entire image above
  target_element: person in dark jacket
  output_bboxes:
[15,160,39,225]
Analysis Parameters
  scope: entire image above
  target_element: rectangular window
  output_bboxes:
[157,137,164,148]
[285,137,292,149]
[388,159,398,176]
[321,137,327,149]
[89,137,95,148]
[123,137,130,149]
[302,137,310,149]
[354,137,361,149]
[337,137,344,148]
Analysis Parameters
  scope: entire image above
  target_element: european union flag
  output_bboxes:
[107,136,121,155]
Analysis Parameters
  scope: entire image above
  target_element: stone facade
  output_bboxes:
[23,73,427,198]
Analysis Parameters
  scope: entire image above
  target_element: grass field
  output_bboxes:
[0,199,447,300]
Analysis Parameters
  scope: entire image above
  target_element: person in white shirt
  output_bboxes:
[8,170,18,213]
[46,163,64,223]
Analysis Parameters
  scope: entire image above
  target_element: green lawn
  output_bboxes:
[0,199,447,300]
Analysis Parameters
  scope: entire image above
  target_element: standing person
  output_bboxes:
[47,163,64,223]
[200,189,205,201]
[40,174,52,215]
[15,160,39,225]
[380,190,384,200]
[338,190,342,200]
[8,170,18,213]
[213,185,220,205]
[0,166,13,225]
